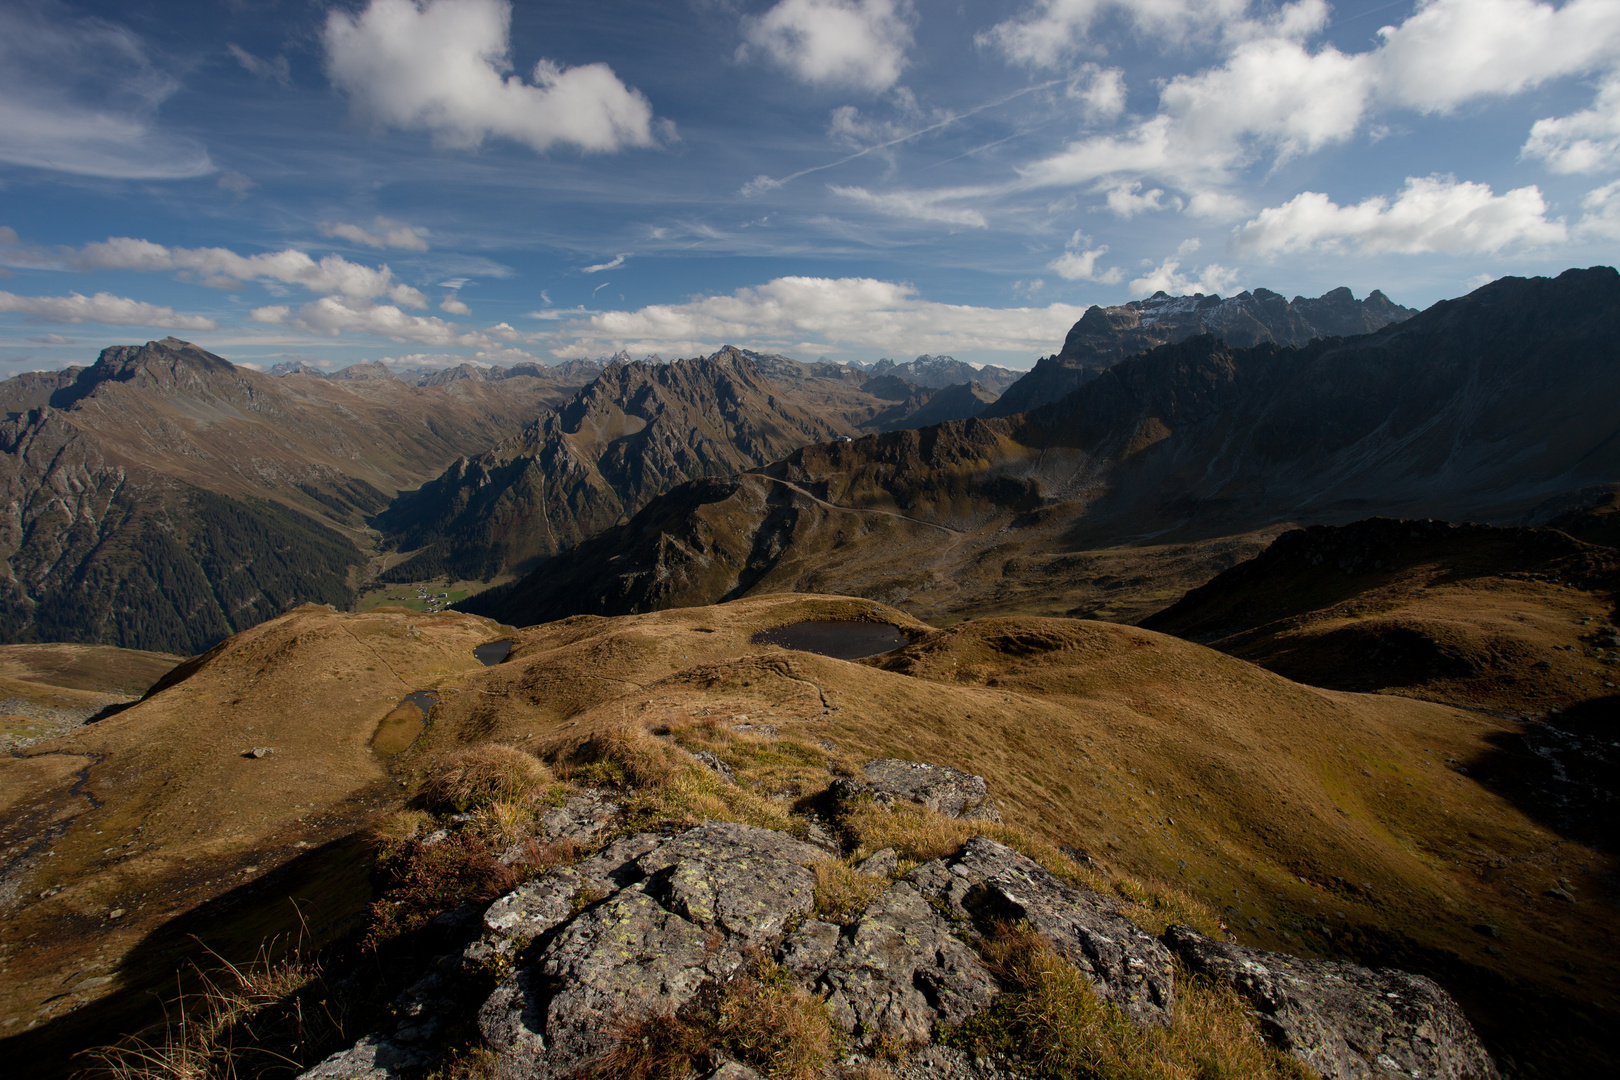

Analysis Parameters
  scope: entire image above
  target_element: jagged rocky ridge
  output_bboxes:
[303,763,1498,1080]
[863,354,1022,395]
[983,284,1417,418]
[377,349,851,583]
[463,268,1620,627]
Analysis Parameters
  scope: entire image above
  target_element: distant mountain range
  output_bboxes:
[861,354,1024,394]
[983,285,1417,417]
[0,279,1444,652]
[0,339,589,652]
[462,268,1619,627]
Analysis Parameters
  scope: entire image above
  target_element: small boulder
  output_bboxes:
[834,759,1001,821]
[1164,925,1500,1080]
[789,880,998,1051]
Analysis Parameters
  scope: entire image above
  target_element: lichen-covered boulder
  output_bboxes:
[835,759,1002,821]
[477,821,826,1078]
[910,836,1175,1026]
[782,881,999,1050]
[1164,925,1500,1080]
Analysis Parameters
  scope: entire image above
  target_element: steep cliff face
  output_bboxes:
[379,349,870,582]
[0,338,584,651]
[983,284,1418,418]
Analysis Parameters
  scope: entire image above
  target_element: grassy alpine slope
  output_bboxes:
[2,594,1609,1075]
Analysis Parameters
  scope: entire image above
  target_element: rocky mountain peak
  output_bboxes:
[985,284,1419,418]
[328,360,397,381]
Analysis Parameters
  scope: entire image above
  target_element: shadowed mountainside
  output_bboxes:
[983,284,1417,418]
[377,347,996,584]
[463,268,1620,630]
[0,338,587,653]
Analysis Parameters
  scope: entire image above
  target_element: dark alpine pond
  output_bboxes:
[750,621,910,660]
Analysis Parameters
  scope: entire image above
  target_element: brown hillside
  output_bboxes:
[1142,517,1620,715]
[0,604,509,1068]
[1,596,1611,1074]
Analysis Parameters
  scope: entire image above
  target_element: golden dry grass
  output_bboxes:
[811,859,892,922]
[420,744,552,811]
[954,924,1314,1080]
[590,959,836,1080]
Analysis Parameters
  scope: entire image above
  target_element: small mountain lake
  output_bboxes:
[751,621,911,660]
[474,639,514,666]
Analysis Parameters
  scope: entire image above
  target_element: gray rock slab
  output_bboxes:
[297,1034,430,1079]
[1165,925,1500,1080]
[479,822,822,1078]
[536,788,621,844]
[794,881,998,1051]
[909,836,1173,1026]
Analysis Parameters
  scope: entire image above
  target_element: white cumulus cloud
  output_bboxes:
[0,290,216,329]
[1129,240,1241,297]
[1373,0,1620,114]
[323,0,660,154]
[982,0,1316,69]
[1048,231,1122,283]
[529,276,1090,362]
[320,217,430,251]
[1522,72,1620,174]
[440,296,472,315]
[1580,181,1620,239]
[1001,0,1620,220]
[1104,182,1178,219]
[1231,175,1569,256]
[67,236,416,301]
[741,0,915,93]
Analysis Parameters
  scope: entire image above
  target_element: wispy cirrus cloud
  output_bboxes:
[320,217,429,251]
[0,3,212,178]
[582,254,627,273]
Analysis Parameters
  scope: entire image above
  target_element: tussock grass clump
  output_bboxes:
[376,807,437,842]
[592,958,836,1080]
[84,939,352,1080]
[546,725,679,789]
[952,923,1315,1080]
[469,799,533,848]
[812,859,891,922]
[620,763,797,835]
[421,744,551,811]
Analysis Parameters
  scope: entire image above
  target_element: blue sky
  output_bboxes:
[1,0,1617,374]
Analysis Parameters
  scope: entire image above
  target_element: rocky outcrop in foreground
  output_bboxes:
[304,803,1497,1080]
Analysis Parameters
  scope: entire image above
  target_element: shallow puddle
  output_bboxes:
[474,639,514,666]
[371,691,438,755]
[750,621,910,660]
